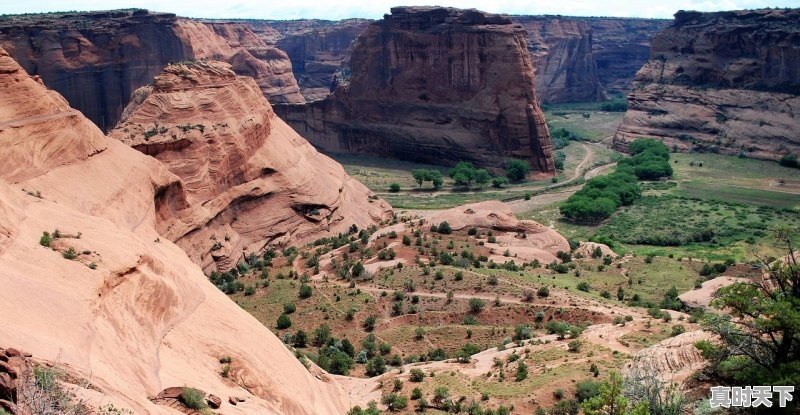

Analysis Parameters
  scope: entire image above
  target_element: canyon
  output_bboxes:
[614,9,800,160]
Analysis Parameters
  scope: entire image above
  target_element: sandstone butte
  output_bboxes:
[110,60,392,273]
[0,45,392,414]
[0,10,304,132]
[614,9,800,160]
[275,6,555,172]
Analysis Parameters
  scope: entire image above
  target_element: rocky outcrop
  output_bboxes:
[588,18,670,95]
[187,20,305,104]
[0,10,303,131]
[110,60,391,272]
[276,7,554,172]
[0,46,350,414]
[251,19,372,101]
[513,17,606,103]
[614,9,800,160]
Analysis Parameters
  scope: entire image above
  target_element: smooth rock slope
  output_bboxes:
[0,46,350,415]
[111,60,392,272]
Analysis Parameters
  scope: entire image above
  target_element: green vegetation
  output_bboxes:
[276,313,292,329]
[388,182,401,193]
[697,227,800,408]
[505,159,530,182]
[180,387,207,410]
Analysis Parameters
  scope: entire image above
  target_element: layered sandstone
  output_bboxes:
[0,46,349,414]
[185,20,305,104]
[513,17,606,103]
[251,19,372,101]
[110,60,391,272]
[0,10,303,131]
[614,9,800,160]
[276,7,554,172]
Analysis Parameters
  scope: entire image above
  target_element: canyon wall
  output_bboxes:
[0,46,350,415]
[276,7,554,172]
[588,18,670,96]
[614,9,800,160]
[250,19,372,101]
[0,10,303,131]
[110,60,391,272]
[514,16,606,103]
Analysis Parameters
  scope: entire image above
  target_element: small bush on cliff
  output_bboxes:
[39,231,52,247]
[180,387,207,410]
[505,159,530,182]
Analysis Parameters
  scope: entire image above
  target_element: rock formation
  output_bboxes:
[513,17,606,103]
[250,19,372,101]
[0,10,303,131]
[110,60,391,272]
[182,20,305,104]
[276,6,554,172]
[588,18,670,95]
[614,9,800,160]
[0,46,350,414]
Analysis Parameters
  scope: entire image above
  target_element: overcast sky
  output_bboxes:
[0,0,797,20]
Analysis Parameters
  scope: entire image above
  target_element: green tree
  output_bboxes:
[491,176,509,188]
[697,226,800,391]
[505,159,531,182]
[582,372,648,415]
[474,169,491,188]
[276,313,292,329]
[449,162,477,187]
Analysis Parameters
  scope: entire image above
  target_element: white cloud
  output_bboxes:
[0,0,797,19]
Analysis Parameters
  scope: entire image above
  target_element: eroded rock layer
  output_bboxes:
[110,60,392,272]
[250,19,372,102]
[514,17,606,103]
[0,46,349,415]
[614,9,800,160]
[276,6,554,172]
[0,10,303,131]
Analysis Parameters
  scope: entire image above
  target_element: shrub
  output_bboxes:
[276,314,292,329]
[283,303,297,314]
[388,183,401,193]
[577,282,591,292]
[298,283,313,299]
[62,247,77,260]
[364,315,377,331]
[181,387,207,410]
[244,285,256,296]
[671,324,686,337]
[492,176,509,188]
[779,154,798,168]
[39,231,52,247]
[515,360,528,381]
[468,298,486,313]
[411,387,423,400]
[365,356,386,376]
[575,379,602,402]
[415,326,425,340]
[568,340,582,352]
[436,221,452,234]
[409,368,425,382]
[506,159,531,182]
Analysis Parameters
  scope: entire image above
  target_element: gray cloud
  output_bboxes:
[0,0,797,19]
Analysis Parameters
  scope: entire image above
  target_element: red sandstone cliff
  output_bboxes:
[276,7,554,172]
[0,46,350,415]
[614,9,800,160]
[110,60,392,272]
[0,10,303,131]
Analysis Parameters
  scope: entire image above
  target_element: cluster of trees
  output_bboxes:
[560,139,671,223]
[408,159,531,192]
[412,169,444,189]
[600,98,628,112]
[618,139,673,180]
[779,154,799,169]
[559,170,641,224]
[551,127,583,150]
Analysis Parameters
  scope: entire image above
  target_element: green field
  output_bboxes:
[544,101,626,143]
[522,152,800,261]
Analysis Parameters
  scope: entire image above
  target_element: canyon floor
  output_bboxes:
[215,103,799,414]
